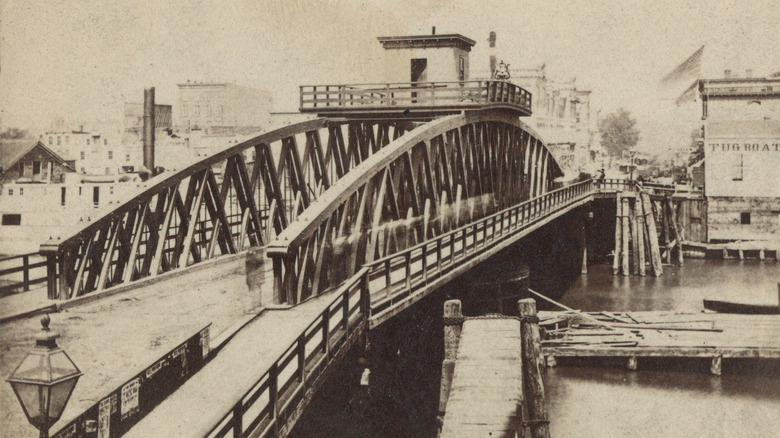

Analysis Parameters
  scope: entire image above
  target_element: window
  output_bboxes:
[57,136,61,145]
[93,186,100,206]
[80,151,85,160]
[61,187,66,206]
[459,56,465,81]
[126,154,131,162]
[86,139,90,145]
[19,162,24,177]
[48,136,53,144]
[7,189,12,195]
[2,214,21,225]
[104,138,108,146]
[33,161,41,175]
[105,167,110,175]
[19,188,23,195]
[108,151,113,160]
[731,154,743,181]
[741,212,751,225]
[66,136,70,144]
[80,167,85,173]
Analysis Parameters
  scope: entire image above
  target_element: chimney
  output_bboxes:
[143,88,155,174]
[745,69,753,78]
[432,26,436,35]
[489,31,497,77]
[724,69,732,79]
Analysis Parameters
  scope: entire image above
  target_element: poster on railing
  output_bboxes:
[52,324,210,438]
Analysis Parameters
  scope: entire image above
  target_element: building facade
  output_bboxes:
[699,76,780,241]
[176,82,272,134]
[0,140,74,185]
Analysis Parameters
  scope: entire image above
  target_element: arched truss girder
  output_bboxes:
[42,118,417,299]
[266,110,563,305]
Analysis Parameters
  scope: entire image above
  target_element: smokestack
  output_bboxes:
[143,87,155,174]
[489,31,497,77]
[432,26,436,35]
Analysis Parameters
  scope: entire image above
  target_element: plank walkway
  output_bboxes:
[539,311,780,374]
[125,289,342,438]
[440,318,524,438]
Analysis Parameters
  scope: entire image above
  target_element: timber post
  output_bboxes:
[581,210,589,275]
[613,192,622,275]
[518,298,550,438]
[621,196,630,276]
[438,299,463,432]
[634,194,647,277]
[640,193,663,276]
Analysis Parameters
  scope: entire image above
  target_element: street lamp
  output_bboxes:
[7,315,82,438]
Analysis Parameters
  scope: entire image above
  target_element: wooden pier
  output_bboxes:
[438,299,550,438]
[539,310,780,375]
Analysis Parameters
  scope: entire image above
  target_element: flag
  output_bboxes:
[660,45,704,87]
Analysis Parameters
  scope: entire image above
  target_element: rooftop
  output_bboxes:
[377,34,476,52]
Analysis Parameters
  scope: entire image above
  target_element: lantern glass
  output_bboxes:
[8,346,82,430]
[9,381,49,428]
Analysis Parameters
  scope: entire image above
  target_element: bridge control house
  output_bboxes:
[699,76,780,241]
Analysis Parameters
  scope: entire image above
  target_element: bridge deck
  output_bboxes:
[441,318,524,438]
[125,289,342,438]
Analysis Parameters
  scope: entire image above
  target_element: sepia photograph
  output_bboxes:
[1,1,779,437]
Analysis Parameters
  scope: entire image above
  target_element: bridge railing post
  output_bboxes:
[42,249,59,299]
[231,401,243,438]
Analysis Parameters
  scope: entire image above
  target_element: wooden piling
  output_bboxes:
[634,195,646,276]
[439,300,463,423]
[661,200,671,264]
[518,298,550,438]
[581,210,589,274]
[613,193,622,275]
[667,196,684,266]
[621,196,630,276]
[630,199,640,275]
[640,193,663,276]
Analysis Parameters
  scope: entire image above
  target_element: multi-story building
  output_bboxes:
[694,75,780,241]
[40,128,123,175]
[176,82,272,134]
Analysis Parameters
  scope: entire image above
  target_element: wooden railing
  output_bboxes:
[300,80,532,115]
[364,180,594,322]
[0,252,47,296]
[205,270,369,438]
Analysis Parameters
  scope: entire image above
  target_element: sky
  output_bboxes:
[1,0,778,150]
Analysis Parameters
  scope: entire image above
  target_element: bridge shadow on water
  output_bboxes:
[289,210,588,437]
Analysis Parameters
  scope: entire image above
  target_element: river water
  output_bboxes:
[291,259,780,437]
[546,259,780,438]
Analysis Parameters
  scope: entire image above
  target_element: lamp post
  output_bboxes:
[7,315,82,438]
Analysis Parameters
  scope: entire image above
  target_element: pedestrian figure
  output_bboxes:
[245,247,265,313]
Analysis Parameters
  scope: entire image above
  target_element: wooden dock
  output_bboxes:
[440,318,524,438]
[539,311,780,375]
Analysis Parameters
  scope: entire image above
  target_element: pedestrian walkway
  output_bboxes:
[0,253,268,438]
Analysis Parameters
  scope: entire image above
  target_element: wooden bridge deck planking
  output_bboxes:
[441,318,524,438]
[539,311,780,366]
[124,289,344,438]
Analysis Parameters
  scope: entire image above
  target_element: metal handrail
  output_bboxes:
[300,80,532,113]
[364,180,596,315]
[205,269,369,438]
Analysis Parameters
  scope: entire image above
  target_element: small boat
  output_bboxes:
[703,299,779,315]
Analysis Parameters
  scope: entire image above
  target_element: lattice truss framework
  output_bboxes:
[268,112,561,305]
[47,118,416,299]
